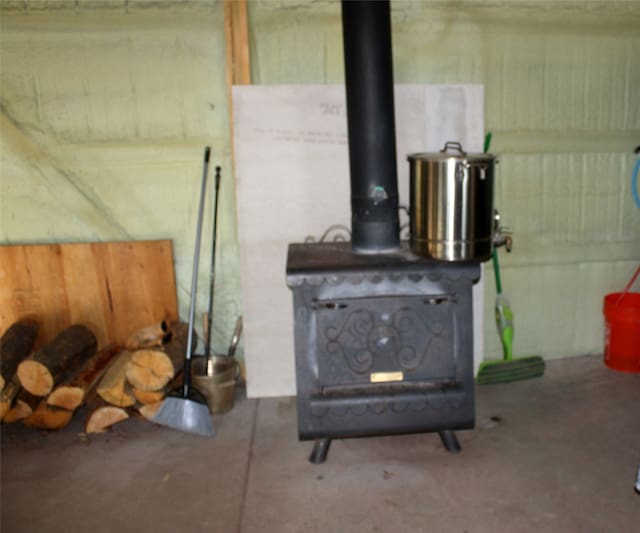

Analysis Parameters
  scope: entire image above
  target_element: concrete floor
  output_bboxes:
[1,355,639,533]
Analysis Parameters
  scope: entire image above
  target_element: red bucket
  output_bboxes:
[603,291,640,373]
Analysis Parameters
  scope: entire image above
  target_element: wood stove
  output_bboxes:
[287,243,479,462]
[286,1,486,463]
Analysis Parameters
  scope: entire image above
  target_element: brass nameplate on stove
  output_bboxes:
[370,371,404,383]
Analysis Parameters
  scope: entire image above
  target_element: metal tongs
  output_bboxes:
[226,316,243,359]
[206,316,243,375]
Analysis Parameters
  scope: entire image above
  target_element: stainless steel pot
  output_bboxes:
[408,141,496,262]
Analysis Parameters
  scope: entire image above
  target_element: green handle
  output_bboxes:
[495,294,514,361]
[485,130,513,361]
[486,132,503,293]
[492,248,503,295]
[483,132,492,154]
[501,325,514,361]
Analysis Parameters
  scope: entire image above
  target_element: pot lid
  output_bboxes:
[407,141,496,162]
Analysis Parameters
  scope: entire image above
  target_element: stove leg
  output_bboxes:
[309,438,332,464]
[438,430,461,453]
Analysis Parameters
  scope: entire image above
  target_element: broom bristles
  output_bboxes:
[477,356,545,385]
[149,396,214,436]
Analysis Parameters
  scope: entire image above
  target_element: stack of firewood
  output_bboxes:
[0,319,192,434]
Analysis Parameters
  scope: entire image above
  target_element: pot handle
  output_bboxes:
[441,141,467,156]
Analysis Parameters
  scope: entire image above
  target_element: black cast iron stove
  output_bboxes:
[286,1,482,463]
[287,243,479,462]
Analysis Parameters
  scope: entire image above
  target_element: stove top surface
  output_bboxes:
[287,241,481,277]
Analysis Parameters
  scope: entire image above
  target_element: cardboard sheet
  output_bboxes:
[234,85,484,398]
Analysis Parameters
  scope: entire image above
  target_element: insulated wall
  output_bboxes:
[248,0,640,361]
[0,1,242,352]
[2,0,639,369]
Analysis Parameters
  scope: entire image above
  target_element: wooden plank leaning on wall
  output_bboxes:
[223,0,250,379]
[224,0,251,91]
[224,0,251,178]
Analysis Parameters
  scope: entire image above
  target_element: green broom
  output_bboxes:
[477,247,545,384]
[477,131,545,385]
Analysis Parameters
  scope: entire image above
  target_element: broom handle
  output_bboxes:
[183,146,211,398]
[492,248,503,295]
[486,132,503,295]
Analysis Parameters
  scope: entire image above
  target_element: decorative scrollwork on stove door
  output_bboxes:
[320,297,454,380]
[325,309,375,374]
[392,307,450,372]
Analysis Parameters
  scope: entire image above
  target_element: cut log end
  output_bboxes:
[47,386,85,411]
[85,406,129,434]
[96,351,135,407]
[18,324,97,398]
[125,320,171,351]
[3,388,40,423]
[17,360,53,396]
[0,381,22,420]
[23,402,73,430]
[126,350,174,392]
[97,383,135,408]
[3,399,33,423]
[132,388,165,405]
[138,401,163,421]
[0,400,12,420]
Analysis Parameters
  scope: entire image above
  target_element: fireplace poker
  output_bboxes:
[205,165,222,376]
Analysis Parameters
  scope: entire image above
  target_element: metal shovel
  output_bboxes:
[193,317,243,414]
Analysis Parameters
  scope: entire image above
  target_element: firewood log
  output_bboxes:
[138,400,163,421]
[96,351,135,407]
[2,389,40,423]
[124,320,173,350]
[0,379,21,419]
[3,398,32,423]
[125,322,193,392]
[47,344,122,411]
[131,387,165,405]
[85,396,129,434]
[23,400,73,430]
[137,370,183,420]
[125,350,175,392]
[0,319,39,392]
[17,325,97,396]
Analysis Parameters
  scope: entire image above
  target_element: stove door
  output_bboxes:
[313,293,458,389]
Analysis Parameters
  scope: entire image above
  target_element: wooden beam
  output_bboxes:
[224,0,251,189]
[223,3,250,378]
[224,0,251,88]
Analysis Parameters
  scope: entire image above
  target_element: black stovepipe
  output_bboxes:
[342,0,400,253]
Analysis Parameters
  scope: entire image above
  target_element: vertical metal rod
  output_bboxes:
[183,146,211,398]
[205,166,222,373]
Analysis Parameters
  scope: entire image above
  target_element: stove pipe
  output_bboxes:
[342,0,400,253]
